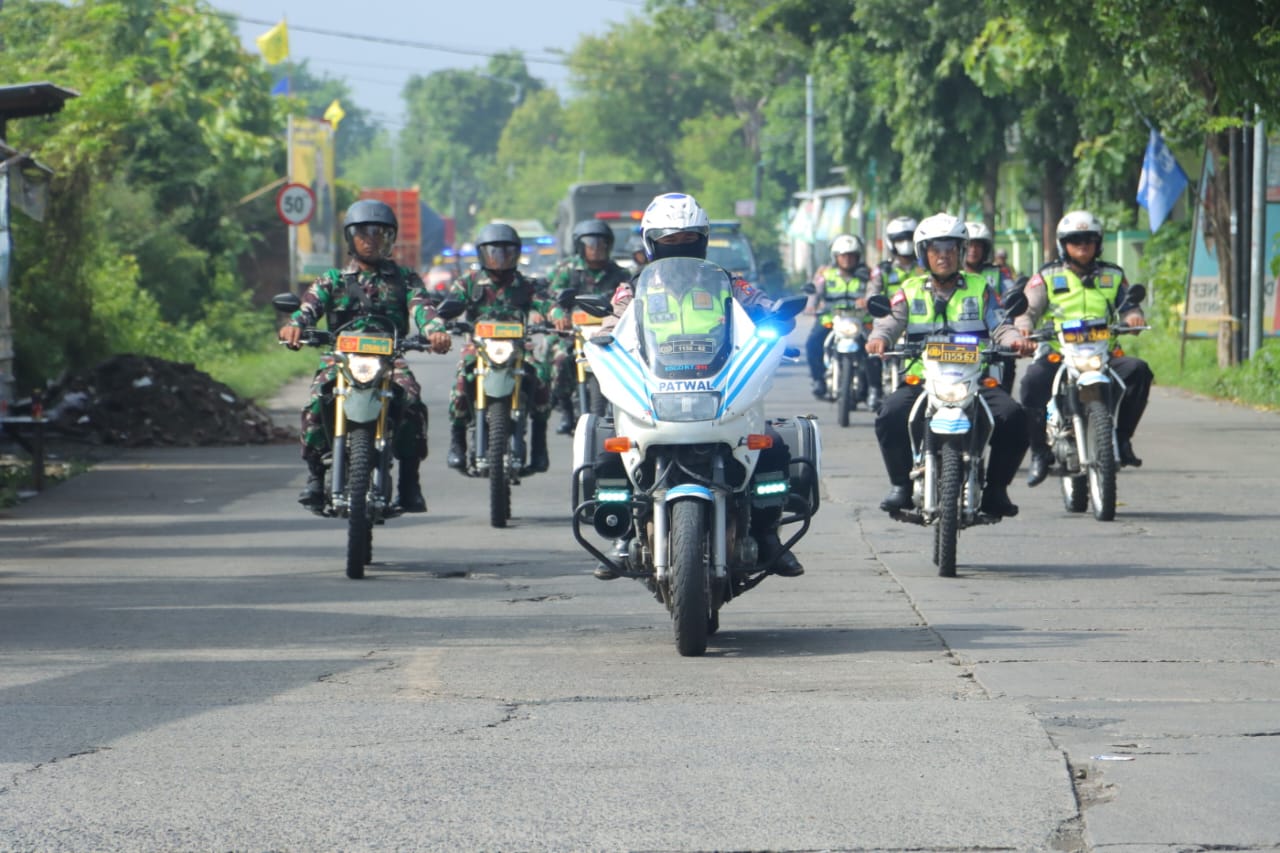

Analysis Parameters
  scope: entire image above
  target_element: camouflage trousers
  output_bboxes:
[300,355,428,463]
[449,343,551,428]
[546,333,578,401]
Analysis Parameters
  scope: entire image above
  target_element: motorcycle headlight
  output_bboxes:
[1070,353,1105,372]
[833,316,861,337]
[652,392,721,422]
[931,381,971,404]
[345,354,384,385]
[484,339,517,365]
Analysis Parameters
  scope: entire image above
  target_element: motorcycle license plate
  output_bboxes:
[925,342,980,363]
[336,334,394,355]
[571,310,604,326]
[475,321,524,339]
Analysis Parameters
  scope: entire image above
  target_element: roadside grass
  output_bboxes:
[199,344,317,403]
[1127,333,1280,411]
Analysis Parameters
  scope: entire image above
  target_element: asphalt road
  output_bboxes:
[2,320,1279,851]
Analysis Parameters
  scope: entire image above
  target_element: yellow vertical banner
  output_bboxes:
[290,118,337,280]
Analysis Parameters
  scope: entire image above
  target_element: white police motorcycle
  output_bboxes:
[570,258,820,656]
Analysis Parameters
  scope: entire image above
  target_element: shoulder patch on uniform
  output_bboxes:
[890,289,907,306]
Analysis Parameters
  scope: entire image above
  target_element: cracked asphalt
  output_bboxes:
[1,319,1278,851]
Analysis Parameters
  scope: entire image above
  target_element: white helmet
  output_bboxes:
[1056,210,1103,258]
[964,221,993,264]
[830,233,864,262]
[885,216,918,257]
[641,192,710,260]
[913,213,968,268]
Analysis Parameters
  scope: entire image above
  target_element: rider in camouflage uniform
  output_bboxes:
[547,219,632,434]
[416,223,554,473]
[279,199,449,512]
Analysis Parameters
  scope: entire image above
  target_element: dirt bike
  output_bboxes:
[435,297,549,529]
[570,258,820,656]
[272,293,431,580]
[820,294,872,427]
[1033,285,1147,522]
[867,291,1027,578]
[549,291,611,423]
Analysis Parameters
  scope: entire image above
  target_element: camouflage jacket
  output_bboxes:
[416,269,551,333]
[288,260,426,336]
[546,256,632,323]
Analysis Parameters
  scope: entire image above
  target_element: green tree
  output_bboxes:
[1,0,283,387]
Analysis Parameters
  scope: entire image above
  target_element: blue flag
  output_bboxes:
[1136,128,1189,233]
[270,77,290,96]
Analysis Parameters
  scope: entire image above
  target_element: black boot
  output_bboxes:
[1025,406,1052,487]
[555,397,576,436]
[298,456,326,509]
[396,462,426,513]
[756,529,804,577]
[447,423,467,471]
[979,484,1019,517]
[880,484,912,512]
[1117,438,1143,468]
[528,416,550,473]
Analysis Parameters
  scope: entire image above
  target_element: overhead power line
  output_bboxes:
[215,12,572,68]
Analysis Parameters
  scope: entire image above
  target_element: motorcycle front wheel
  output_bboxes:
[486,399,511,528]
[669,499,711,657]
[935,442,963,578]
[1085,400,1117,522]
[836,354,854,427]
[345,423,375,579]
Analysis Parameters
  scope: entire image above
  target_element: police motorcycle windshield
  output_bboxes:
[635,258,734,381]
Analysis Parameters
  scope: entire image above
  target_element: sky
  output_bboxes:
[213,0,643,128]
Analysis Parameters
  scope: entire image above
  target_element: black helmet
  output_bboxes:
[571,219,614,258]
[475,222,521,273]
[343,199,398,262]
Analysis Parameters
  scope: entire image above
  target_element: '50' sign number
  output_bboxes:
[276,183,316,226]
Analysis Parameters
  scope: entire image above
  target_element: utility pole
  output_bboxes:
[1249,109,1266,359]
[805,74,816,280]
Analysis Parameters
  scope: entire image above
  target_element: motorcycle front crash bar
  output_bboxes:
[570,499,651,580]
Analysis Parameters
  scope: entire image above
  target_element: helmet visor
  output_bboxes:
[580,235,610,250]
[348,223,396,257]
[479,243,520,270]
[649,226,709,244]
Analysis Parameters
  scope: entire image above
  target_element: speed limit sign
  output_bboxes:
[276,182,316,226]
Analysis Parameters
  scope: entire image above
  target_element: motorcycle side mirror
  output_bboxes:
[272,293,302,314]
[802,282,817,295]
[771,294,808,320]
[1000,289,1029,319]
[1123,283,1147,306]
[574,293,614,318]
[866,294,893,318]
[556,287,578,308]
[435,297,467,320]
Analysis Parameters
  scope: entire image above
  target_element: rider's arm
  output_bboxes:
[289,273,335,328]
[417,278,468,334]
[1115,278,1147,327]
[866,291,907,349]
[1013,272,1049,334]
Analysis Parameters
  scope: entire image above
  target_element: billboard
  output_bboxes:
[1184,141,1280,338]
[289,116,337,281]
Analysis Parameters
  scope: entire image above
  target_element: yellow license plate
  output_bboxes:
[336,334,394,355]
[475,321,524,339]
[572,310,604,326]
[925,342,980,363]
